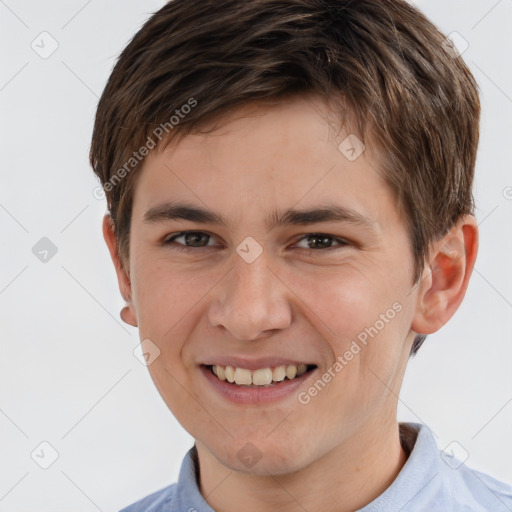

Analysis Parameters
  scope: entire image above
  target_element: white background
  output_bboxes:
[1,1,511,511]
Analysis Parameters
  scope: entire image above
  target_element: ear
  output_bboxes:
[102,214,138,327]
[411,214,478,335]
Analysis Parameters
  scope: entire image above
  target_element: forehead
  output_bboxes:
[131,95,396,231]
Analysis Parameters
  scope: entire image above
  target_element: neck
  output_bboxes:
[196,419,409,512]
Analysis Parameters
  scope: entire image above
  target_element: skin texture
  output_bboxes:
[103,95,478,512]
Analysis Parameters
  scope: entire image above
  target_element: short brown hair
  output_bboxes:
[90,0,480,355]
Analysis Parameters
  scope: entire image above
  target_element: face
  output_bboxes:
[119,95,423,475]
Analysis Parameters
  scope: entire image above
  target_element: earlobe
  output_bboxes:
[102,214,138,327]
[120,305,137,327]
[411,215,478,335]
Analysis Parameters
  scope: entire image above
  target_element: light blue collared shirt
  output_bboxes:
[120,422,512,511]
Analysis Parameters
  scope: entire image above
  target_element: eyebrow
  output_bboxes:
[143,201,378,232]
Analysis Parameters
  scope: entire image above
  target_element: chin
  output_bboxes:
[211,437,311,476]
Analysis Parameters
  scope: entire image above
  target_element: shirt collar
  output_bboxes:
[359,422,441,511]
[170,443,215,512]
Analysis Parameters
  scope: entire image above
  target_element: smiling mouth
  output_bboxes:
[205,364,317,387]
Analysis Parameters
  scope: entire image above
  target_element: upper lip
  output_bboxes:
[201,357,316,370]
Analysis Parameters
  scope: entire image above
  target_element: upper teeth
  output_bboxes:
[211,364,308,386]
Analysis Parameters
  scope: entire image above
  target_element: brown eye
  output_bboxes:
[165,231,214,248]
[295,233,348,250]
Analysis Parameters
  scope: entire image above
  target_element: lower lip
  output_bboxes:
[200,365,317,404]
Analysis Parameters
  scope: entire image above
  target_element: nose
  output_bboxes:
[207,251,292,340]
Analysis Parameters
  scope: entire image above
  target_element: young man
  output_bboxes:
[90,1,512,510]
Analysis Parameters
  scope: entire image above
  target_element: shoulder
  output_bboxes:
[119,483,177,512]
[446,463,512,511]
[118,446,209,512]
[408,423,512,511]
[364,423,512,512]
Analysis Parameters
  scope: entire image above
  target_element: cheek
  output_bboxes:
[131,258,217,352]
[288,263,410,391]
[287,263,397,346]
[132,263,210,417]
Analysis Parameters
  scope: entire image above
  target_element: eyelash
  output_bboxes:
[162,231,349,253]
